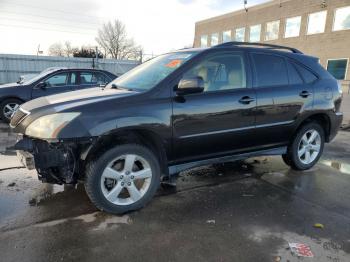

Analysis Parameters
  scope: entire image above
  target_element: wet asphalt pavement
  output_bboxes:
[0,132,350,262]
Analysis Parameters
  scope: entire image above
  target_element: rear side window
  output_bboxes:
[80,72,108,85]
[252,53,288,87]
[293,63,318,83]
[287,61,303,85]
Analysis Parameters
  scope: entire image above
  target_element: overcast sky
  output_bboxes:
[0,0,269,56]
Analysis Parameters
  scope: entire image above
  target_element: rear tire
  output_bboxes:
[0,98,22,123]
[84,144,161,214]
[285,122,325,171]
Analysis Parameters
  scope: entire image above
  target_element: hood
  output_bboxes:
[0,82,22,89]
[21,87,138,112]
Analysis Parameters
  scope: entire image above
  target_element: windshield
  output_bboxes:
[20,68,64,85]
[107,51,198,91]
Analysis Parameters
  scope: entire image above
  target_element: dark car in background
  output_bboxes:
[0,68,117,122]
[12,42,343,214]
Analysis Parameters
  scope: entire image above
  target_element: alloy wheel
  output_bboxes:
[297,129,321,165]
[3,103,20,120]
[100,154,153,206]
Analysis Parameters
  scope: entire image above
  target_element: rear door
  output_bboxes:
[251,52,314,147]
[31,71,74,99]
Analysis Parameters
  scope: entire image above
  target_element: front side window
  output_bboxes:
[249,24,261,42]
[108,52,198,91]
[44,73,68,87]
[265,20,280,41]
[235,27,245,41]
[182,53,246,92]
[211,33,219,46]
[307,11,327,35]
[200,35,208,47]
[222,30,232,43]
[252,53,288,87]
[285,16,301,38]
[333,6,350,31]
[327,59,348,80]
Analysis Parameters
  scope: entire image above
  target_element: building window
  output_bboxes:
[249,24,261,42]
[333,6,350,31]
[211,33,219,46]
[327,59,348,80]
[285,16,301,38]
[222,30,232,43]
[235,27,245,41]
[200,35,208,47]
[307,11,327,35]
[265,20,280,41]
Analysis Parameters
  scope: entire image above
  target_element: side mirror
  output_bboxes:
[36,82,47,90]
[176,77,204,96]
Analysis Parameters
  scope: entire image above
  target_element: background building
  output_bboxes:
[194,0,350,92]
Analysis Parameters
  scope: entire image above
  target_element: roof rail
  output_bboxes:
[214,41,303,54]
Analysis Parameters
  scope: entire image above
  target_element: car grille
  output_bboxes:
[10,108,30,128]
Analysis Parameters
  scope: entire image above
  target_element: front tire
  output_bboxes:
[85,144,161,214]
[285,122,325,170]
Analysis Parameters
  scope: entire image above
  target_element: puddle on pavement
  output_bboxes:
[321,160,350,175]
[246,226,349,261]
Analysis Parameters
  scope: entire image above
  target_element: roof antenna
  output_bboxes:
[244,0,248,12]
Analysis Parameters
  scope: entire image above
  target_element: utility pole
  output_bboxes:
[244,0,248,12]
[36,44,43,56]
[95,46,99,68]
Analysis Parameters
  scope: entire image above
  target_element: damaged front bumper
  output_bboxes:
[14,136,93,184]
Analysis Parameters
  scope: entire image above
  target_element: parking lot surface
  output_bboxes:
[0,131,350,262]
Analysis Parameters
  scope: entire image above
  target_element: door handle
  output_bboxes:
[299,91,312,98]
[239,96,255,104]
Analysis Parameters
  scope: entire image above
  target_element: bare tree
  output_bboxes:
[64,41,75,57]
[48,42,64,56]
[95,20,141,60]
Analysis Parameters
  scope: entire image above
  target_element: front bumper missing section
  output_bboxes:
[13,137,81,184]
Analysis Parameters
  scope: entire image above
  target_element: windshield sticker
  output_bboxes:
[165,59,182,68]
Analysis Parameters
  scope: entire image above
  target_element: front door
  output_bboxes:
[31,71,74,99]
[172,51,257,163]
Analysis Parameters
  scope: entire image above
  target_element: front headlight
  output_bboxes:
[25,113,80,139]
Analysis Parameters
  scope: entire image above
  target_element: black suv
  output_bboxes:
[12,42,343,214]
[0,67,117,122]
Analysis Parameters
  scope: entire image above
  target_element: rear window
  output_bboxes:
[293,63,318,83]
[252,53,289,87]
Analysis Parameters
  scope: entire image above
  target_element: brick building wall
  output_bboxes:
[194,0,350,92]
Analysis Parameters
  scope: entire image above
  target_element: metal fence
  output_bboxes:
[0,54,139,84]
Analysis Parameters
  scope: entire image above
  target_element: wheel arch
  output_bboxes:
[83,128,169,177]
[294,113,331,142]
[0,96,25,104]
